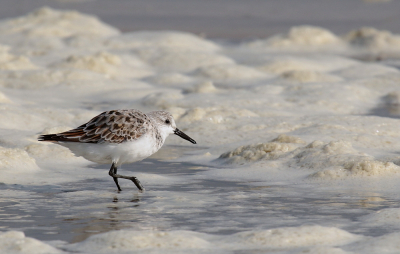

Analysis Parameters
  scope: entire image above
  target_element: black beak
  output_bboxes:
[174,128,197,144]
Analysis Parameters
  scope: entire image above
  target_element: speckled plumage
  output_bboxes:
[38,109,196,192]
[41,109,154,144]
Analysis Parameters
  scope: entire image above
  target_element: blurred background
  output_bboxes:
[0,0,399,40]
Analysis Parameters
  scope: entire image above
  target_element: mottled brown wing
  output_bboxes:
[39,110,151,144]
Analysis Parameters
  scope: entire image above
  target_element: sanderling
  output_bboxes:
[38,109,196,192]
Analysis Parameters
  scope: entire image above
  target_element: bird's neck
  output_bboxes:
[152,125,166,149]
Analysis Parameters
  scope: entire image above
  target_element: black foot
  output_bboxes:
[108,163,144,192]
[129,176,144,192]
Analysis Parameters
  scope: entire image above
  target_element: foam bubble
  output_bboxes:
[258,55,357,75]
[141,91,185,108]
[296,141,400,178]
[0,91,11,103]
[219,141,299,164]
[179,107,258,124]
[0,147,40,176]
[280,70,342,83]
[0,70,63,89]
[68,230,212,252]
[58,51,121,71]
[0,107,54,131]
[349,232,400,253]
[310,160,400,179]
[26,126,83,161]
[345,27,400,50]
[64,227,360,252]
[185,81,218,93]
[298,246,349,254]
[134,47,234,72]
[0,69,110,89]
[0,44,37,70]
[194,64,267,81]
[218,139,400,178]
[105,31,220,51]
[259,58,322,74]
[25,143,79,162]
[0,231,61,254]
[271,134,306,144]
[52,51,152,79]
[225,225,360,248]
[39,126,72,135]
[250,26,341,48]
[146,72,194,86]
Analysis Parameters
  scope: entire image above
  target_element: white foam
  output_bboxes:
[348,232,400,253]
[179,107,258,124]
[249,26,343,48]
[345,27,400,51]
[0,106,84,131]
[105,31,220,52]
[216,137,400,180]
[0,147,40,173]
[68,230,212,252]
[25,142,81,162]
[134,47,234,72]
[0,90,11,103]
[219,142,299,164]
[0,44,37,70]
[51,51,152,79]
[0,231,61,254]
[184,81,218,94]
[280,70,342,83]
[146,72,194,86]
[223,225,360,249]
[235,53,358,72]
[64,225,361,253]
[335,62,398,79]
[141,91,185,108]
[194,64,268,81]
[0,69,109,89]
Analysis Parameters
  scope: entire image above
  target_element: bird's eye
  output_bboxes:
[165,119,170,124]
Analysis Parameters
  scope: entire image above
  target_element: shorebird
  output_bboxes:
[38,109,196,191]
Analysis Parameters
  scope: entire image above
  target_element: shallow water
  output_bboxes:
[1,149,400,247]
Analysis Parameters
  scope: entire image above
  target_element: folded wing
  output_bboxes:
[38,110,151,144]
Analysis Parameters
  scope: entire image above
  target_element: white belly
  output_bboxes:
[58,134,162,166]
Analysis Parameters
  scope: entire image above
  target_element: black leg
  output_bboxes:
[108,163,121,191]
[108,162,144,192]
